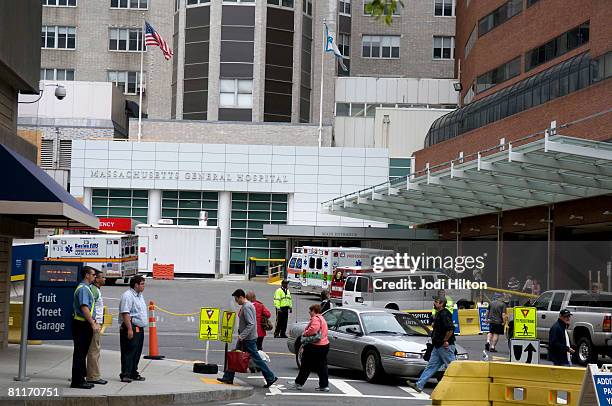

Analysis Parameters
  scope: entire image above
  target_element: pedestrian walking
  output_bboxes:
[431,289,454,316]
[217,289,278,388]
[548,309,575,366]
[485,293,507,353]
[407,296,456,393]
[118,275,148,383]
[522,275,534,293]
[246,290,272,351]
[286,304,330,392]
[86,269,107,385]
[273,280,293,338]
[71,266,100,389]
[320,290,332,313]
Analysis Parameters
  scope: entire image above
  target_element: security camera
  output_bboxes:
[54,85,66,100]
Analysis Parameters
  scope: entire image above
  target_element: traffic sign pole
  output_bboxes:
[205,340,209,365]
[14,260,32,382]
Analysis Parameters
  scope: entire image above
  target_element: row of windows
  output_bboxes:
[425,52,612,147]
[41,26,76,49]
[108,71,145,95]
[360,35,454,60]
[43,0,147,7]
[41,68,74,81]
[336,102,457,117]
[478,0,522,37]
[42,26,146,52]
[161,191,218,226]
[336,0,455,17]
[476,57,521,93]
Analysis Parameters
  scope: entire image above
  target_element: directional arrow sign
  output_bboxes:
[510,339,540,364]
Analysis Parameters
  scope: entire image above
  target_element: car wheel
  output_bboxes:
[364,350,385,383]
[295,342,304,369]
[574,336,597,366]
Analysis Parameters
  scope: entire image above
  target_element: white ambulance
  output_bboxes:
[289,246,393,295]
[47,234,138,284]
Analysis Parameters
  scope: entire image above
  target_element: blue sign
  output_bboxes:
[11,244,45,280]
[28,261,82,340]
[594,373,612,406]
[452,307,460,335]
[479,306,490,333]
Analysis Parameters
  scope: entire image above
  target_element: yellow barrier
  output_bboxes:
[457,308,481,336]
[486,287,539,300]
[432,361,586,406]
[8,302,42,345]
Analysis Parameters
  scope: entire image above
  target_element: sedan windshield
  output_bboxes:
[361,312,429,336]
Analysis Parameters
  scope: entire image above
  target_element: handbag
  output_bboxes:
[226,350,251,373]
[423,343,433,361]
[301,315,323,345]
[261,314,274,331]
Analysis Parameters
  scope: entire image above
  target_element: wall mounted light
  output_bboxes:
[603,210,612,215]
[569,214,584,220]
[512,222,526,227]
[469,227,480,232]
[453,82,462,92]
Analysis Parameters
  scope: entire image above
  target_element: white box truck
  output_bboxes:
[136,223,220,277]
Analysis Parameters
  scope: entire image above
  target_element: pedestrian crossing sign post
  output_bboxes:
[199,307,220,340]
[513,306,537,339]
[220,311,236,344]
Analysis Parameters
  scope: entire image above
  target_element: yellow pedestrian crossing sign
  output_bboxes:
[199,308,220,340]
[220,311,236,343]
[513,306,537,339]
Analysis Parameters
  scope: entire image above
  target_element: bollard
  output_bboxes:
[144,301,165,360]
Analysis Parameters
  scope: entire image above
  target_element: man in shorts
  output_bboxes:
[485,293,507,352]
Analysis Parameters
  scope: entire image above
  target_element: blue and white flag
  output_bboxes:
[324,24,348,71]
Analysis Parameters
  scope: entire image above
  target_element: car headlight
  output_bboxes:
[456,353,469,360]
[393,351,423,359]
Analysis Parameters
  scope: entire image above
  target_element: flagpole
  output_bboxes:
[137,15,145,142]
[318,19,326,149]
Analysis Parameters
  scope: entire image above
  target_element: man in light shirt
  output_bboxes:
[86,269,107,385]
[118,275,148,382]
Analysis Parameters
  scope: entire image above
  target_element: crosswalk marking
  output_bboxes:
[328,379,362,396]
[397,385,431,400]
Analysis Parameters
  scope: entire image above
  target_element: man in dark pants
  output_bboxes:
[548,309,575,366]
[273,280,293,338]
[71,266,100,389]
[119,275,148,382]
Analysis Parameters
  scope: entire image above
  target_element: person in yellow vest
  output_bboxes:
[71,266,100,389]
[431,289,454,317]
[86,269,107,385]
[273,280,293,338]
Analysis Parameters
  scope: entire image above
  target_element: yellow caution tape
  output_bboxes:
[154,305,199,317]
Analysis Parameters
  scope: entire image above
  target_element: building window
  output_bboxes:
[108,71,145,95]
[186,0,210,5]
[230,193,287,275]
[434,0,454,16]
[389,158,411,181]
[162,191,218,226]
[527,0,539,6]
[267,0,293,7]
[91,189,148,224]
[109,28,144,51]
[220,79,253,108]
[362,35,400,59]
[478,0,523,37]
[302,0,312,15]
[525,22,589,71]
[339,0,351,15]
[41,26,76,49]
[476,56,520,93]
[338,34,350,58]
[41,68,75,81]
[364,0,400,15]
[110,0,148,9]
[433,36,454,59]
[464,25,477,59]
[43,0,77,6]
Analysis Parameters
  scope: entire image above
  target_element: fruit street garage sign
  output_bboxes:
[199,308,220,341]
[220,311,236,344]
[513,306,537,339]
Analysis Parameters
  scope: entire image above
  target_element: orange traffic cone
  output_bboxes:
[144,301,165,360]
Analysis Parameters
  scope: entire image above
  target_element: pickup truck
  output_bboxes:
[530,290,612,365]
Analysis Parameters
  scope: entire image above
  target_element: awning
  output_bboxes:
[0,144,99,229]
[263,224,438,240]
[322,134,612,226]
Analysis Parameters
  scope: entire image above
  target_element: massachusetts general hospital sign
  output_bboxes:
[89,170,290,183]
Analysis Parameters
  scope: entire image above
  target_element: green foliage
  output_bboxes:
[364,0,405,25]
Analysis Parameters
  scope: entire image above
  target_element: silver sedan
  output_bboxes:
[287,307,468,383]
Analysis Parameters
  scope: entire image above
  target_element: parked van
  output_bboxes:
[287,248,305,290]
[330,266,373,304]
[342,270,473,311]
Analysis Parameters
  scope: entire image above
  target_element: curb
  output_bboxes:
[0,386,254,406]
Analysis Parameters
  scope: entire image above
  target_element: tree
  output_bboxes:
[364,0,405,25]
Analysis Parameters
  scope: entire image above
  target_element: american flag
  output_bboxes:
[145,21,173,60]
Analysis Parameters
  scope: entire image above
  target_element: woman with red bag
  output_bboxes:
[286,304,330,392]
[246,291,272,351]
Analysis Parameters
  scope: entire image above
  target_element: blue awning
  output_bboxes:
[0,144,98,229]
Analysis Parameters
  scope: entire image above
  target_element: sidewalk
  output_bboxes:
[0,344,253,405]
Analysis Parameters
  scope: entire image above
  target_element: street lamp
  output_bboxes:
[18,83,66,104]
